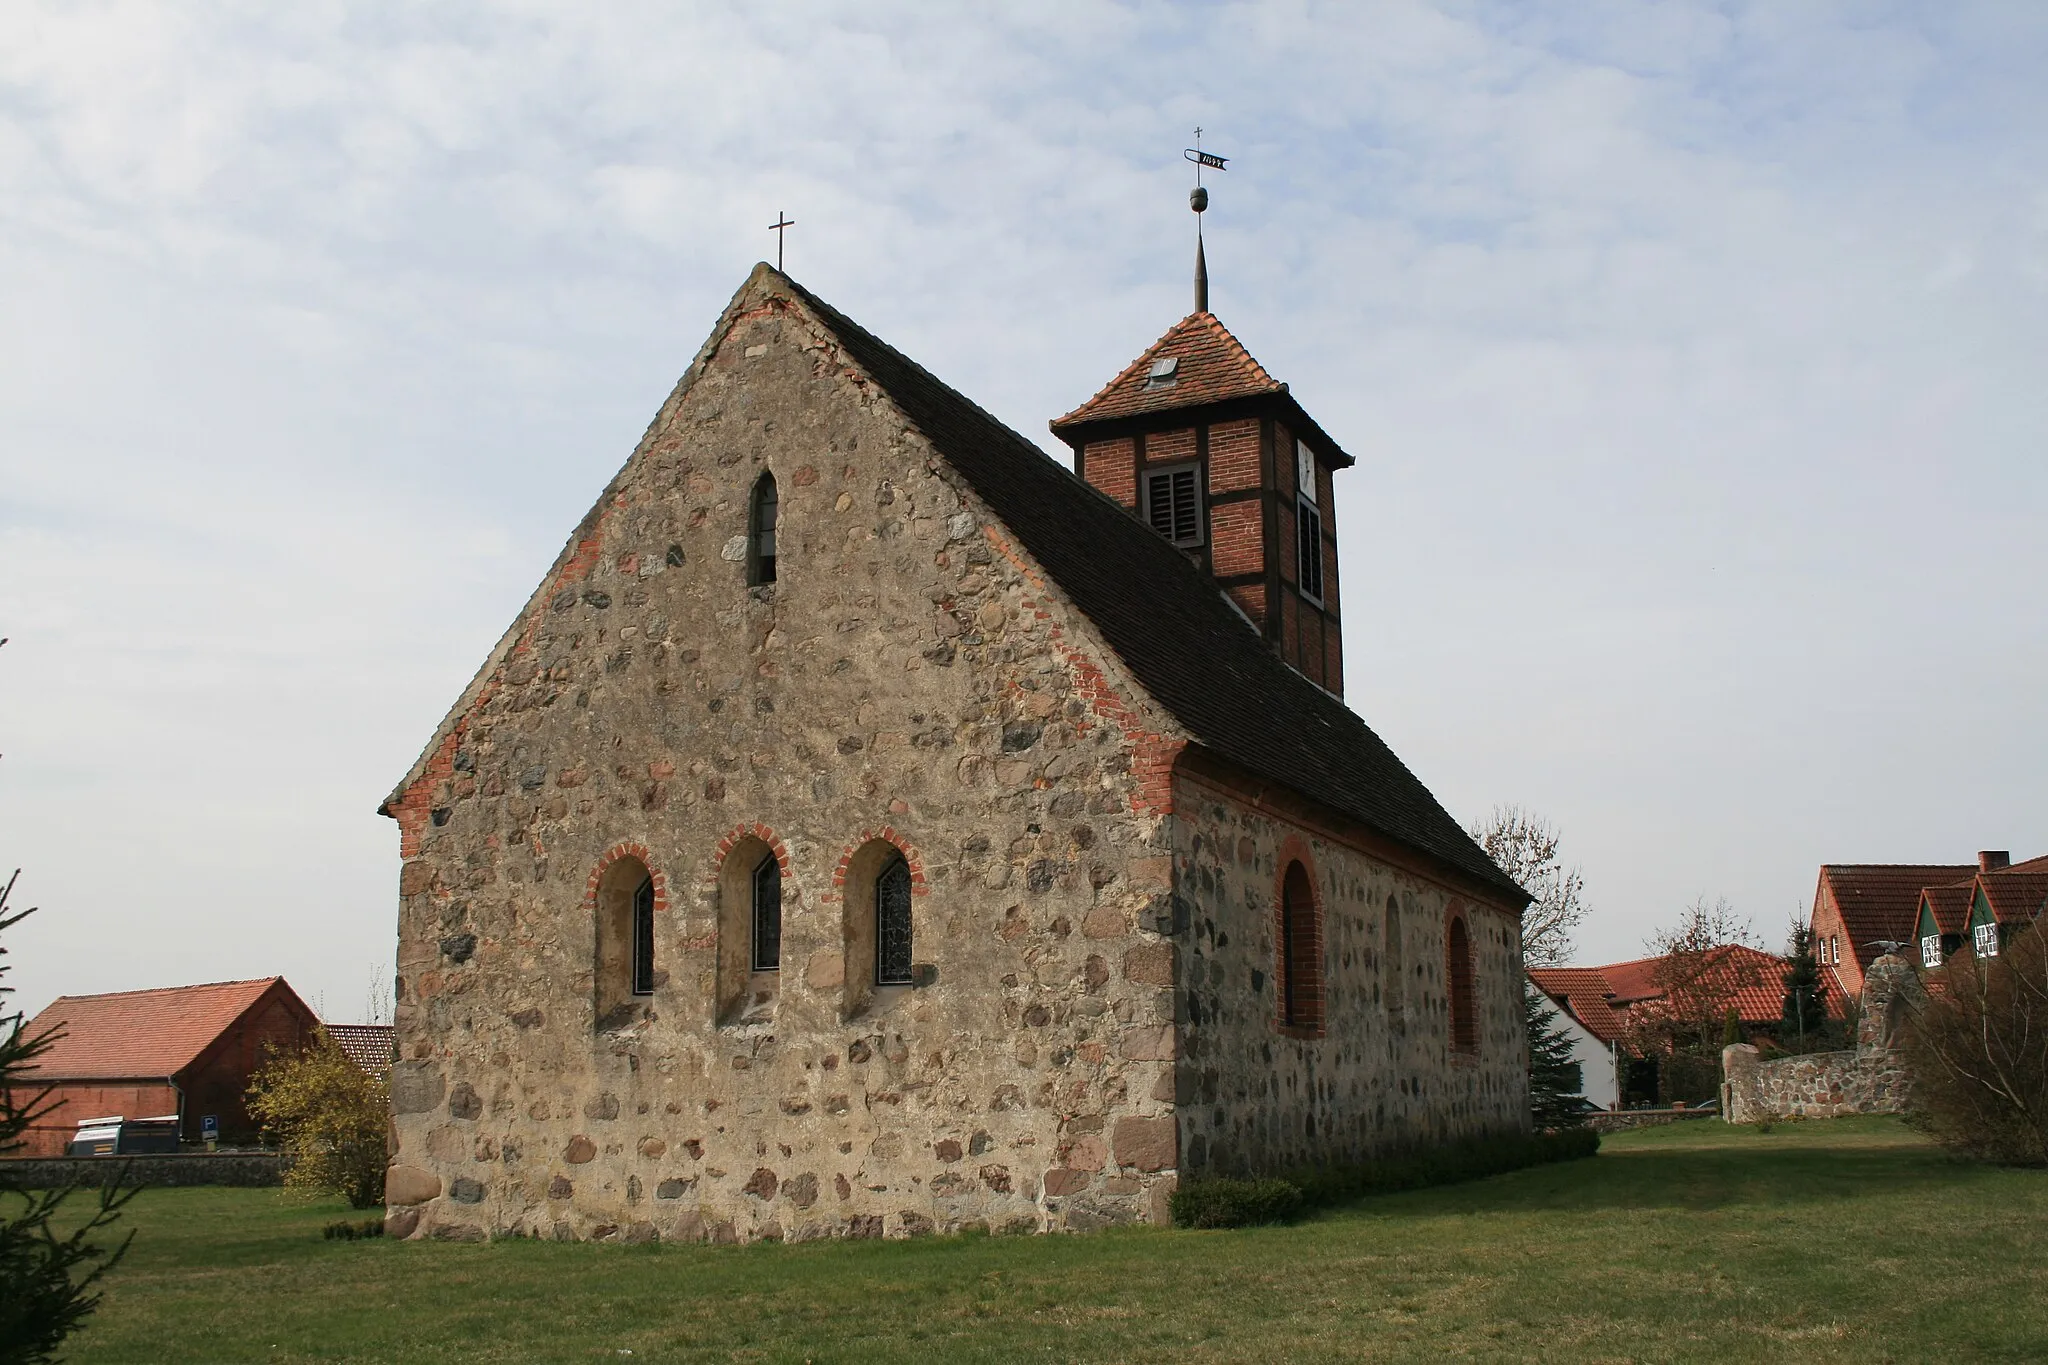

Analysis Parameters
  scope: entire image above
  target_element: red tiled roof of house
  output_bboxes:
[1527,967,1626,1043]
[20,978,296,1081]
[324,1023,394,1075]
[1979,855,2048,925]
[1051,311,1285,430]
[1819,864,1975,971]
[1533,944,1835,1043]
[1919,882,1976,936]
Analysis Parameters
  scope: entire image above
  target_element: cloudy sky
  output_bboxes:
[3,2,2043,1021]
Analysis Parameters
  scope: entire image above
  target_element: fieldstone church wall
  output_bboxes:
[383,291,1187,1243]
[1722,955,1918,1123]
[1170,774,1526,1173]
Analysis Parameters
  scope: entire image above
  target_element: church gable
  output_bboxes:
[381,267,1192,1243]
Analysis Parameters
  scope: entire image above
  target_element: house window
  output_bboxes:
[751,855,782,972]
[1973,921,2000,958]
[876,856,914,986]
[1447,914,1477,1053]
[1921,933,1942,969]
[1297,499,1323,602]
[1144,465,1202,547]
[748,472,779,586]
[631,876,656,996]
[1278,861,1323,1032]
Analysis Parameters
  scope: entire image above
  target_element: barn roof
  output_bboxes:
[776,271,1518,903]
[324,1023,394,1076]
[19,978,308,1081]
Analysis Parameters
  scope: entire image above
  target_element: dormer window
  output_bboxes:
[1144,464,1202,547]
[1144,356,1179,390]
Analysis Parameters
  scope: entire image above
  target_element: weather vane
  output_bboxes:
[1184,129,1228,313]
[769,211,794,272]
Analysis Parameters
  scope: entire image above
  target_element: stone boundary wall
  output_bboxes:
[1721,954,1918,1124]
[1586,1108,1715,1134]
[1722,1046,1910,1123]
[0,1152,285,1189]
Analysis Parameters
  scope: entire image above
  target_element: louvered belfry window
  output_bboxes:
[876,856,914,986]
[1297,500,1324,601]
[1144,465,1202,547]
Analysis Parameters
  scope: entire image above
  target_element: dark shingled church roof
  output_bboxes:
[778,270,1523,905]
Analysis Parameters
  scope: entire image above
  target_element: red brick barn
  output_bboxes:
[6,978,318,1157]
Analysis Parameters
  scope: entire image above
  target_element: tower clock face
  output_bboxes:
[1296,440,1316,504]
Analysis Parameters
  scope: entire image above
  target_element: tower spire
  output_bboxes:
[1185,130,1227,315]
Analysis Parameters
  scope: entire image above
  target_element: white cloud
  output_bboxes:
[2,1,2044,1014]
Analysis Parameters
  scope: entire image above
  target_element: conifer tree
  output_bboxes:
[1781,922,1829,1046]
[0,871,135,1365]
[1526,982,1587,1128]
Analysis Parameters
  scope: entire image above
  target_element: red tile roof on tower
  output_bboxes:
[19,978,300,1080]
[324,1023,395,1075]
[1052,311,1286,429]
[1818,864,1974,970]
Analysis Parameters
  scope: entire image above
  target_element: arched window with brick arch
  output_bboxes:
[716,825,787,1025]
[747,472,779,586]
[835,833,924,1018]
[1446,911,1477,1054]
[592,848,661,1030]
[1277,859,1324,1034]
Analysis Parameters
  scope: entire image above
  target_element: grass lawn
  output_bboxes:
[45,1116,2048,1363]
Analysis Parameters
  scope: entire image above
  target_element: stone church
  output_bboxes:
[379,260,1530,1243]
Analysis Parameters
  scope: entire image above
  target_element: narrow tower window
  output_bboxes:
[1143,464,1202,547]
[751,855,782,972]
[876,856,913,986]
[631,875,656,996]
[748,473,779,586]
[1297,500,1323,602]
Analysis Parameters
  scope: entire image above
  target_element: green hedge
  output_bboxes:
[1168,1127,1600,1229]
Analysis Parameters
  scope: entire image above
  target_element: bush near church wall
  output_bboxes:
[1169,1128,1600,1229]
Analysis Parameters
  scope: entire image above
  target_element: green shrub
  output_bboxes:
[321,1218,385,1242]
[1168,1178,1303,1229]
[1170,1128,1600,1229]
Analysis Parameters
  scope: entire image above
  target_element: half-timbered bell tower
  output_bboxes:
[1050,311,1354,696]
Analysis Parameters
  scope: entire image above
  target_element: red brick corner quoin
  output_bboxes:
[980,524,1184,816]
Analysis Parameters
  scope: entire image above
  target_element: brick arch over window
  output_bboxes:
[826,827,928,1019]
[1445,902,1478,1055]
[711,823,793,1024]
[1272,834,1325,1038]
[584,843,670,1030]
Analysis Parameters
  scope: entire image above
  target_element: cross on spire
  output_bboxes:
[769,212,795,272]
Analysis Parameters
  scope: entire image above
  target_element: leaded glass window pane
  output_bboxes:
[752,855,782,972]
[876,857,913,986]
[631,876,656,995]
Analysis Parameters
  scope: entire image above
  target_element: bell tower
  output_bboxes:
[1049,144,1354,695]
